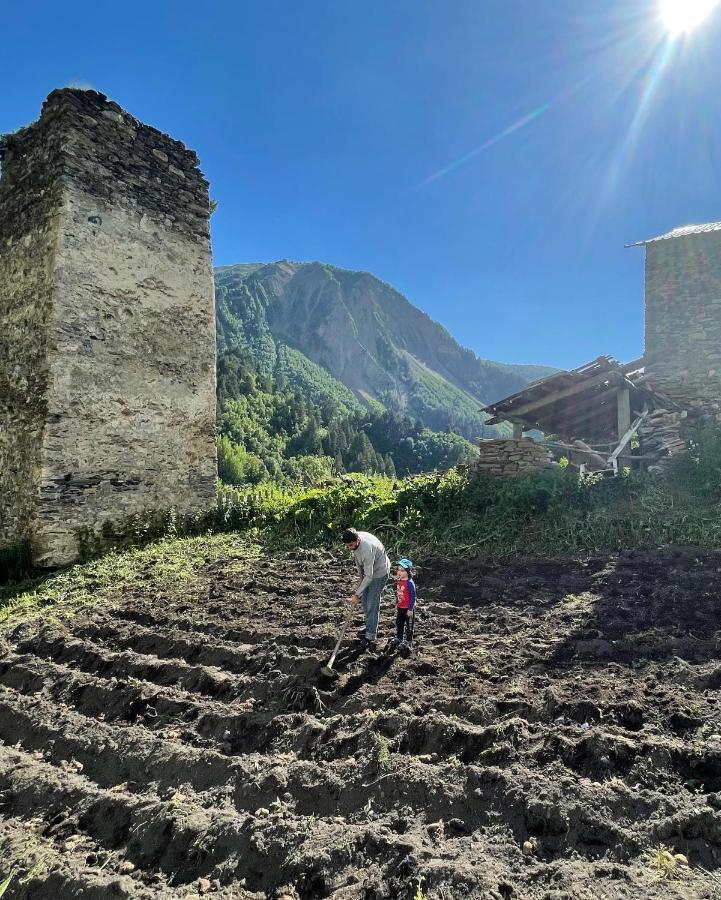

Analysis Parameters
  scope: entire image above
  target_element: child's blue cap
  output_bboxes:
[397,558,414,571]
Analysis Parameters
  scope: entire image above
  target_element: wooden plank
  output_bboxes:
[616,387,631,438]
[485,370,626,425]
[615,387,633,470]
[608,410,649,463]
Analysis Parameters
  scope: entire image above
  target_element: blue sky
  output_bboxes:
[4,1,721,369]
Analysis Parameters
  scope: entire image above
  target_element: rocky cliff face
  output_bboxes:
[215,260,553,438]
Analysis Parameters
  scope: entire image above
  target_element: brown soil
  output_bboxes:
[1,546,721,899]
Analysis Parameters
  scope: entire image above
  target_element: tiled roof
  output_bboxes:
[627,221,721,247]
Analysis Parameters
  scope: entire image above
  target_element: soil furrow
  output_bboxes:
[2,545,721,897]
[15,629,252,701]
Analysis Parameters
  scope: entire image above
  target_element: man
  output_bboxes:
[341,527,390,646]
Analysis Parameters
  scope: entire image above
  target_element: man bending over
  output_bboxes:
[341,527,390,647]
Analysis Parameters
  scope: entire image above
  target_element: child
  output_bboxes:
[393,558,417,654]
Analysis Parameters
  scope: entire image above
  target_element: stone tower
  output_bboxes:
[638,223,721,413]
[0,89,217,567]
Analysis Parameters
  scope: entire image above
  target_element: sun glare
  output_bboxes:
[659,0,719,35]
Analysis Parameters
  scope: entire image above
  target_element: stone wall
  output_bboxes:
[469,438,553,476]
[0,89,217,566]
[0,103,65,552]
[644,232,721,416]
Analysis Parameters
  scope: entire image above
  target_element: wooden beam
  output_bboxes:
[485,370,626,425]
[608,410,649,463]
[615,387,632,470]
[617,387,631,438]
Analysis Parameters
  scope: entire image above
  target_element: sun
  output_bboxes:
[659,0,719,35]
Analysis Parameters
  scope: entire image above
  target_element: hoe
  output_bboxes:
[320,606,353,678]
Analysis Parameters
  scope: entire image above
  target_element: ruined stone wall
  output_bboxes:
[1,89,217,566]
[468,438,553,477]
[645,232,721,418]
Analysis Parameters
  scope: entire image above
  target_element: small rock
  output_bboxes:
[522,837,538,856]
[197,877,212,894]
[427,820,444,841]
[62,835,83,852]
[674,853,689,867]
[255,807,269,818]
[118,861,135,874]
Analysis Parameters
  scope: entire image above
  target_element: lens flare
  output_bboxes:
[418,77,590,188]
[659,0,719,35]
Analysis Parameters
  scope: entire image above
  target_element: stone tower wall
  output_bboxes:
[0,90,217,566]
[644,232,721,416]
[0,108,66,552]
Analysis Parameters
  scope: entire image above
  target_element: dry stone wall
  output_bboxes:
[644,233,721,419]
[468,438,553,476]
[0,89,217,566]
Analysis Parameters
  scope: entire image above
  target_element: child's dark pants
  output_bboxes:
[395,607,415,643]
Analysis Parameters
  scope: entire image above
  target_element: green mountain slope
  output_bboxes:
[215,260,555,441]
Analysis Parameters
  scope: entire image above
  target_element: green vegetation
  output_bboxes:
[414,880,429,900]
[644,845,690,881]
[214,261,549,441]
[208,425,721,561]
[0,533,260,626]
[6,426,721,619]
[216,348,479,486]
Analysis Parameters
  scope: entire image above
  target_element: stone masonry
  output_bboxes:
[644,230,721,418]
[0,89,217,566]
[469,438,553,477]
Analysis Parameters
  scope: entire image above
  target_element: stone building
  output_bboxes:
[633,223,721,417]
[0,89,217,566]
[481,223,721,476]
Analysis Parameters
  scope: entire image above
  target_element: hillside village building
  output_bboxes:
[480,223,721,476]
[0,89,217,567]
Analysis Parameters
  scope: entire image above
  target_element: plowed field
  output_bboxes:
[1,543,721,899]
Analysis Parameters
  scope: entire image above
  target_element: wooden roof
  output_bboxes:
[483,356,671,442]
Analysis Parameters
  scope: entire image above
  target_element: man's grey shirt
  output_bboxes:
[353,531,391,595]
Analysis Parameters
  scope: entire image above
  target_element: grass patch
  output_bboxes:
[0,533,260,631]
[371,732,393,769]
[0,872,14,897]
[644,845,690,881]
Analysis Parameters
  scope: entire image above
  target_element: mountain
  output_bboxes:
[214,260,555,440]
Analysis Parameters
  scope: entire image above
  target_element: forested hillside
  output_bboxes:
[215,261,555,441]
[216,348,479,485]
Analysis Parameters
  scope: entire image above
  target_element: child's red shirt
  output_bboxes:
[395,578,417,610]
